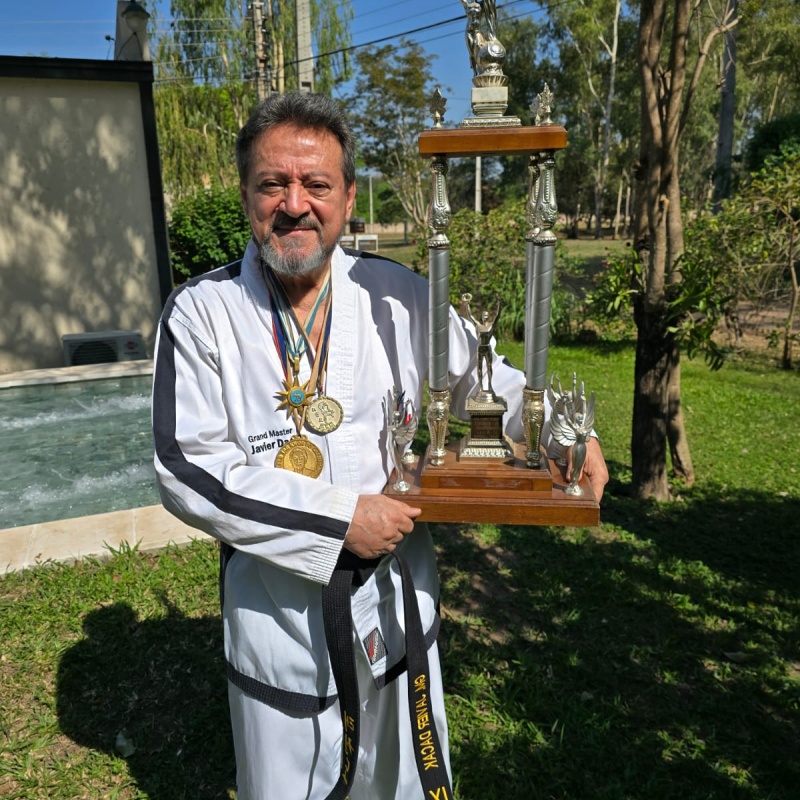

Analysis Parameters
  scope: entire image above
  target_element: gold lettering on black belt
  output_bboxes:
[413,676,440,771]
[340,710,356,784]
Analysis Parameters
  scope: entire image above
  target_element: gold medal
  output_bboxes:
[275,435,324,478]
[305,395,343,434]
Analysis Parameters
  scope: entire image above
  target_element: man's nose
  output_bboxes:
[280,183,311,217]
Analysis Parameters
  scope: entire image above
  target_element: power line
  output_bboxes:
[152,0,545,85]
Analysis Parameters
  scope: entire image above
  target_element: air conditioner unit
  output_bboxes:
[62,330,147,367]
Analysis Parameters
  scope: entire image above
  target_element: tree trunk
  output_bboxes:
[631,300,670,500]
[712,1,738,212]
[625,181,632,238]
[613,177,624,239]
[630,0,695,501]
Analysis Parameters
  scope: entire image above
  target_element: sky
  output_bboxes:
[0,0,538,123]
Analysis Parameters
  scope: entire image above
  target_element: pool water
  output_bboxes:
[0,375,159,529]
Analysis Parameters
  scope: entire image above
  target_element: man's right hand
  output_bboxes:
[344,495,422,559]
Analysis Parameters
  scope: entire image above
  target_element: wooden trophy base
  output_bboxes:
[384,440,600,527]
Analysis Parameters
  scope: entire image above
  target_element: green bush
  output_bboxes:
[168,185,251,284]
[744,113,800,173]
[588,143,800,370]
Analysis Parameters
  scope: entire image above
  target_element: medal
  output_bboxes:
[275,435,324,478]
[305,395,343,434]
[262,262,343,478]
[275,372,312,417]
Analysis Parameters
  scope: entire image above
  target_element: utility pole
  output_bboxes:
[369,174,374,229]
[251,1,268,101]
[296,0,314,93]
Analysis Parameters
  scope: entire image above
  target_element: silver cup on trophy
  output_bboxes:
[388,387,418,493]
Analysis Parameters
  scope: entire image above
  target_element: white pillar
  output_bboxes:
[474,156,482,213]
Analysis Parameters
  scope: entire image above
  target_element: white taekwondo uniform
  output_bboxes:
[152,240,532,799]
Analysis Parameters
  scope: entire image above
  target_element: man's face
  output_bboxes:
[240,122,356,277]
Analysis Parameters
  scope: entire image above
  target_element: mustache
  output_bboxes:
[270,212,321,233]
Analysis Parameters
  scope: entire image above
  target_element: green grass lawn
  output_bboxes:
[1,343,799,799]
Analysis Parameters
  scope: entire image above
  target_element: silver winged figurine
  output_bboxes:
[548,372,595,496]
[388,387,418,492]
[546,373,571,467]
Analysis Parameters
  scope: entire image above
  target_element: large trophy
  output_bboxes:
[385,0,600,526]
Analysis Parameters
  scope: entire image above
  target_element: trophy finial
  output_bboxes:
[430,87,447,129]
[537,83,554,125]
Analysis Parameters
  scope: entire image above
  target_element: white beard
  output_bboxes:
[259,225,335,278]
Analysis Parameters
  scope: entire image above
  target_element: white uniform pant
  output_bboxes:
[228,643,451,800]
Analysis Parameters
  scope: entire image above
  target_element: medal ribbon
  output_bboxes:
[269,268,333,399]
[262,264,329,366]
[262,262,333,434]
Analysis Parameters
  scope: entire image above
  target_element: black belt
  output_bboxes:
[321,549,453,800]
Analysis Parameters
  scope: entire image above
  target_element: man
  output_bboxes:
[153,92,608,800]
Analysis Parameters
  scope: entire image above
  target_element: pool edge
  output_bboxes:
[0,359,154,389]
[0,504,211,575]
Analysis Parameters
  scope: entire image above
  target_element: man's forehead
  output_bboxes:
[250,124,344,174]
[255,123,339,151]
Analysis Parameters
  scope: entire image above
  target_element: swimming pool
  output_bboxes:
[0,374,159,529]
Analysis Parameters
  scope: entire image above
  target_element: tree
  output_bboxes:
[678,143,800,370]
[745,113,800,172]
[263,0,353,95]
[345,40,440,231]
[152,0,253,194]
[540,0,640,238]
[751,146,800,369]
[151,0,352,196]
[632,0,738,500]
[738,0,800,123]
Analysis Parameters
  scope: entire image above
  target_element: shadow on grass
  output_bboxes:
[435,487,800,800]
[51,486,798,800]
[56,599,234,800]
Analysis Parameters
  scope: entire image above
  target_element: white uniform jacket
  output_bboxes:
[153,240,530,712]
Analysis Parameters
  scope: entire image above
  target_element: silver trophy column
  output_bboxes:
[426,90,452,467]
[522,87,559,469]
